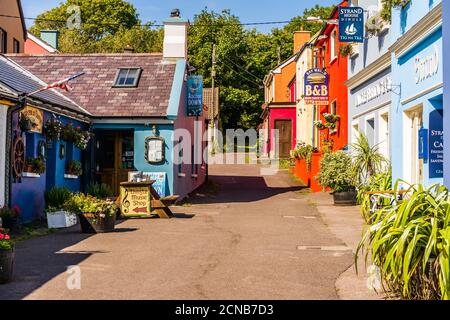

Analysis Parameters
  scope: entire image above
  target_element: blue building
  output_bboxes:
[0,55,90,222]
[443,0,450,187]
[390,0,443,187]
[10,13,207,207]
[346,0,392,160]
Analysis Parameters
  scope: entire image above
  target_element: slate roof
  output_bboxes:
[9,53,177,118]
[0,54,89,116]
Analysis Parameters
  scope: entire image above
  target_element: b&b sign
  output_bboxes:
[304,68,329,105]
[339,6,364,43]
[187,75,203,117]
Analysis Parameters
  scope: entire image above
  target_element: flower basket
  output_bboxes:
[0,247,14,284]
[322,113,340,123]
[314,121,327,131]
[44,118,63,142]
[79,213,116,234]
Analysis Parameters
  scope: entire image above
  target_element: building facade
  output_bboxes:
[444,0,450,187]
[0,0,26,54]
[390,0,443,187]
[346,0,392,160]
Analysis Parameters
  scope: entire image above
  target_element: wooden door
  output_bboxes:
[274,120,292,159]
[95,131,135,196]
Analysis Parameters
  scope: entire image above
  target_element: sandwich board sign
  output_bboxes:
[339,6,364,43]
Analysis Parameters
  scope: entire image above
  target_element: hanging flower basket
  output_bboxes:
[44,118,63,142]
[19,115,37,132]
[314,121,327,131]
[322,113,341,123]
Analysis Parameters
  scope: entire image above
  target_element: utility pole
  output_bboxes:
[207,44,217,183]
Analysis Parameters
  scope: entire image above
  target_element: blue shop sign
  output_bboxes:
[304,68,329,105]
[418,128,428,161]
[338,6,364,43]
[187,75,203,117]
[429,110,444,179]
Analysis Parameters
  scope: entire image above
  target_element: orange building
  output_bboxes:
[0,0,26,54]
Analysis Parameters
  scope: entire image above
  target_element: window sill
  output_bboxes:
[178,173,186,178]
[191,174,198,178]
[330,56,338,64]
[64,174,79,180]
[22,172,40,178]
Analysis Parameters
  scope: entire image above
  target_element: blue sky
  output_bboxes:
[21,0,338,33]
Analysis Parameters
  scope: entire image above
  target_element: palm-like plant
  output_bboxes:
[351,131,389,186]
[356,181,450,300]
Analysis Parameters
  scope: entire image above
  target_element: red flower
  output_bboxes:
[12,205,21,216]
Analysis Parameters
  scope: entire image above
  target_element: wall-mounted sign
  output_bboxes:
[355,77,392,107]
[145,137,165,164]
[304,68,329,105]
[20,106,44,134]
[418,128,428,161]
[414,45,439,84]
[120,182,152,217]
[339,6,364,43]
[429,110,443,179]
[187,75,203,117]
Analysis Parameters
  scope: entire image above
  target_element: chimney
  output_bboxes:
[163,9,189,60]
[293,31,311,54]
[124,45,134,53]
[40,30,59,50]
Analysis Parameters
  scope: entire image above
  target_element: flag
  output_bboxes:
[26,72,85,97]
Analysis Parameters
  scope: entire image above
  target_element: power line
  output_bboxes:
[221,56,263,82]
[219,59,264,88]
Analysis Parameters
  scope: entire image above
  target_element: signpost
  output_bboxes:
[338,6,364,43]
[429,110,444,179]
[304,68,329,105]
[187,75,203,117]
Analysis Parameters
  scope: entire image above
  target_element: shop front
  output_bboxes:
[390,3,443,186]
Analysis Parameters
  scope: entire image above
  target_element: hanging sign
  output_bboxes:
[304,68,329,105]
[338,6,364,43]
[187,75,203,117]
[20,106,44,134]
[429,110,443,179]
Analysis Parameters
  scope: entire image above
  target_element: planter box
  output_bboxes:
[333,191,357,206]
[79,213,116,234]
[0,247,14,284]
[22,172,41,178]
[47,211,78,229]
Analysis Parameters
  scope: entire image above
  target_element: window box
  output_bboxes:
[64,174,79,179]
[22,172,40,178]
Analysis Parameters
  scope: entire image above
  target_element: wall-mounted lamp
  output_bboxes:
[59,143,66,159]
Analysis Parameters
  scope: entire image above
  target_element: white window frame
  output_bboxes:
[330,29,337,63]
[113,68,143,88]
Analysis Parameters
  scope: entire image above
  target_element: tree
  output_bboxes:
[29,0,162,53]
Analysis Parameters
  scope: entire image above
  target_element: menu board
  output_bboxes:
[145,137,165,164]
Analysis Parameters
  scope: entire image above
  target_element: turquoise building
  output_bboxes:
[390,0,443,187]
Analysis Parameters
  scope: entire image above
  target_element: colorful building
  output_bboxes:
[25,31,58,54]
[261,31,311,158]
[10,14,207,202]
[390,0,443,187]
[346,0,392,160]
[444,0,450,187]
[0,55,90,222]
[0,0,26,54]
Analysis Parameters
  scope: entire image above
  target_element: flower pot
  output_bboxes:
[47,211,78,229]
[79,213,116,234]
[0,247,14,284]
[333,190,357,206]
[20,120,33,132]
[1,217,18,230]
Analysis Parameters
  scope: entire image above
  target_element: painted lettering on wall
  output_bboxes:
[355,77,392,107]
[414,45,439,84]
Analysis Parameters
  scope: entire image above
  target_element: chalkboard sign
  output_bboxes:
[429,110,444,179]
[120,182,152,217]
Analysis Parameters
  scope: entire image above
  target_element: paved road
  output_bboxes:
[1,162,353,300]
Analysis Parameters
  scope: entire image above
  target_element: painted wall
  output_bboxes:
[24,37,52,54]
[0,0,25,53]
[0,105,7,206]
[391,1,443,187]
[269,107,297,151]
[443,0,450,187]
[295,47,314,145]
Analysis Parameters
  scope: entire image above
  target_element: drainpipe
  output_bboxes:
[5,93,26,207]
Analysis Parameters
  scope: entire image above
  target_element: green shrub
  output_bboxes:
[357,170,392,221]
[63,193,117,218]
[86,183,113,199]
[45,187,73,212]
[357,181,450,300]
[316,151,356,193]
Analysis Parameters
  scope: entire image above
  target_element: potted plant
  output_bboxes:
[0,206,21,230]
[19,114,37,132]
[44,117,63,142]
[0,228,14,284]
[24,157,46,175]
[61,123,92,151]
[314,120,327,131]
[63,194,118,234]
[322,113,340,123]
[45,187,77,229]
[66,160,83,177]
[316,151,357,206]
[339,44,354,57]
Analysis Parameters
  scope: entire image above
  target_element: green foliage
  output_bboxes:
[316,151,356,193]
[291,143,318,172]
[357,170,393,221]
[357,182,450,300]
[351,131,389,186]
[380,0,410,22]
[86,183,114,199]
[66,160,83,176]
[45,187,73,212]
[63,193,117,217]
[25,157,46,174]
[0,206,20,219]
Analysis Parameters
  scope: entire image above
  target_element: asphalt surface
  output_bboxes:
[0,161,354,300]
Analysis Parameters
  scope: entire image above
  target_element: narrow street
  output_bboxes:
[0,161,354,300]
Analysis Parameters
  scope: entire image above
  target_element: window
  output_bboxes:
[0,29,7,53]
[113,68,142,87]
[330,100,337,115]
[330,29,337,61]
[13,39,20,53]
